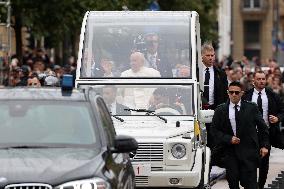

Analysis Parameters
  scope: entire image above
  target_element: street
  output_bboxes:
[211,147,284,189]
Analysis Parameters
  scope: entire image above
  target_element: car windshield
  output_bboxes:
[0,101,97,146]
[80,12,192,79]
[91,85,194,116]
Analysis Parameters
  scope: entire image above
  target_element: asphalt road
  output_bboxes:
[211,147,284,189]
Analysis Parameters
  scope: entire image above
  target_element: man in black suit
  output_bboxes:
[102,86,130,115]
[143,33,173,77]
[242,70,284,189]
[201,42,228,110]
[211,81,269,189]
[201,42,228,151]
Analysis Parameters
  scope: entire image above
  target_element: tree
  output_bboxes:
[158,0,219,42]
[1,0,219,63]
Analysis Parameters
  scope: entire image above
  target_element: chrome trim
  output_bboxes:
[5,184,52,189]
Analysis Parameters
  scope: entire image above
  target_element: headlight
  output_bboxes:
[171,143,186,159]
[55,178,110,189]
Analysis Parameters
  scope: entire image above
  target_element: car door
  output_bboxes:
[96,98,134,189]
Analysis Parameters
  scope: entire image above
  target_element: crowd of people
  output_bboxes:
[0,48,76,88]
[201,42,284,189]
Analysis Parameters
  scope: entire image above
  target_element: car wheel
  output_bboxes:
[193,163,206,189]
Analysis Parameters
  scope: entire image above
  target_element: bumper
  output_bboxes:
[135,170,201,188]
[135,149,205,188]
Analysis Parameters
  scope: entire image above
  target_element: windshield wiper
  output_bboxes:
[124,108,167,123]
[112,115,124,122]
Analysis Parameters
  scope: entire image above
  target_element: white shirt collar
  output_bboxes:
[204,65,213,71]
[253,88,265,95]
[230,100,241,108]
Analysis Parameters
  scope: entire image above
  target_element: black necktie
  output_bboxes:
[257,92,263,115]
[204,68,210,102]
[234,105,239,123]
[234,105,240,136]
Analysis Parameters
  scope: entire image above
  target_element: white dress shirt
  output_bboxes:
[229,101,241,136]
[203,66,214,105]
[251,88,269,125]
[108,102,116,114]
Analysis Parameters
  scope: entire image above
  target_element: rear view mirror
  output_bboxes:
[199,109,214,123]
[112,135,138,153]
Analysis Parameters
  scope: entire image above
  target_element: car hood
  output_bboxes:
[0,148,103,187]
[114,117,194,139]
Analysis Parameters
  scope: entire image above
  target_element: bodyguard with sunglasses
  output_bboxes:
[242,70,284,189]
[211,81,269,189]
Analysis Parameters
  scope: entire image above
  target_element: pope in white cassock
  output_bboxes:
[120,52,161,110]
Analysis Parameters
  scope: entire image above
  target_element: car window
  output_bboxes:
[96,98,116,147]
[0,101,97,146]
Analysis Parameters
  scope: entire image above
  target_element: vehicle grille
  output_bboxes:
[135,176,149,186]
[5,184,52,189]
[151,166,163,171]
[132,143,163,162]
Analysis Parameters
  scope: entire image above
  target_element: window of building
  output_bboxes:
[243,0,261,9]
[244,21,260,44]
[244,21,261,59]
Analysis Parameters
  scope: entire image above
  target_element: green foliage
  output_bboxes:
[9,0,218,48]
[158,0,219,42]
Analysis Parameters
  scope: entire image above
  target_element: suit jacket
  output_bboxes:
[243,87,284,149]
[212,66,228,109]
[242,87,284,128]
[145,52,173,77]
[211,100,270,170]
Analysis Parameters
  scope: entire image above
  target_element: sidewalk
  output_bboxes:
[211,148,284,189]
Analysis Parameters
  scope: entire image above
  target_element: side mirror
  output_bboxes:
[199,109,214,123]
[112,135,138,153]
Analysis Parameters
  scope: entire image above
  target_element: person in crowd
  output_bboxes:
[201,42,228,154]
[143,33,173,77]
[99,59,120,77]
[226,67,238,86]
[27,73,41,87]
[15,66,30,86]
[212,81,269,189]
[32,48,50,66]
[242,70,284,189]
[44,70,59,87]
[102,86,130,115]
[148,88,182,115]
[241,71,254,91]
[177,65,191,77]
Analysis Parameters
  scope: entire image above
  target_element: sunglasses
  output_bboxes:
[228,90,241,95]
[28,83,39,86]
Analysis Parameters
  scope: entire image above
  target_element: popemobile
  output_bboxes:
[75,11,214,189]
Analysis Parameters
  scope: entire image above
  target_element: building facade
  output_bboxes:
[219,0,284,63]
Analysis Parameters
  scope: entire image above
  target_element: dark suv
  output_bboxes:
[0,87,137,189]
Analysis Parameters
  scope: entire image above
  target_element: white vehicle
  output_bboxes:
[75,11,214,188]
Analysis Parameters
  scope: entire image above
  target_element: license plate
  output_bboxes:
[133,163,151,176]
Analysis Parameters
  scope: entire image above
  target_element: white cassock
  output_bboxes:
[119,67,161,109]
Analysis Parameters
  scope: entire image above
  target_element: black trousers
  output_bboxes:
[225,155,257,189]
[258,150,270,189]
